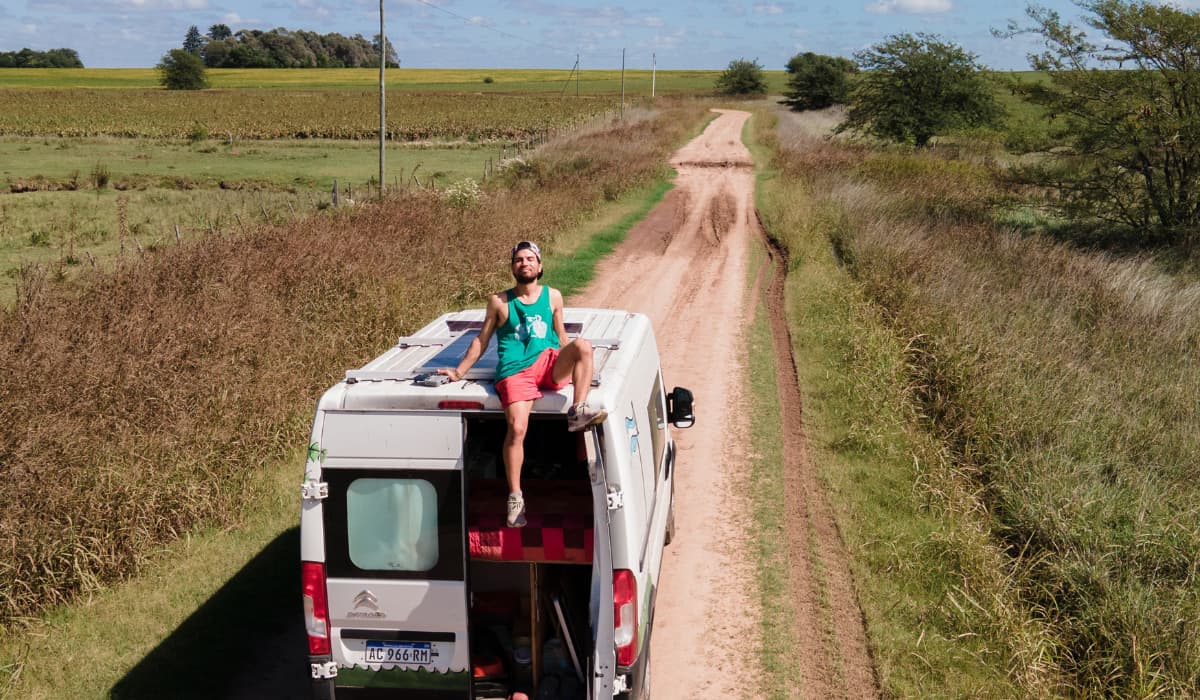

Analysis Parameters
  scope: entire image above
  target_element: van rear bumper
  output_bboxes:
[308,655,469,700]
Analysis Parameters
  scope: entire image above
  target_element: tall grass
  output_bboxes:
[768,109,1200,695]
[0,102,708,632]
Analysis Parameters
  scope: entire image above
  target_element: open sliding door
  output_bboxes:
[586,429,617,699]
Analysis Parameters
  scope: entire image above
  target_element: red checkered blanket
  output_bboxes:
[468,480,593,564]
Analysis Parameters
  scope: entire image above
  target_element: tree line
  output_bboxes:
[182,24,398,69]
[713,0,1200,249]
[0,48,83,68]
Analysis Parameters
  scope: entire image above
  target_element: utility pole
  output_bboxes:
[378,0,386,195]
[651,52,656,99]
[576,53,580,97]
[620,48,625,120]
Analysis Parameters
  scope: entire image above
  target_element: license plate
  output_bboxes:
[364,640,444,666]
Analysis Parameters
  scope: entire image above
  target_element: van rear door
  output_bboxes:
[320,410,471,699]
[587,431,617,699]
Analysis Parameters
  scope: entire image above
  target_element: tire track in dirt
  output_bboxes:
[571,110,759,698]
[760,227,880,699]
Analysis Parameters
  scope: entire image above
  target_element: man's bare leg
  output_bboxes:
[552,339,595,404]
[503,400,533,527]
[553,340,606,431]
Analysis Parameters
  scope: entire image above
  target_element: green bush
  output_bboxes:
[157,49,209,90]
[715,58,767,96]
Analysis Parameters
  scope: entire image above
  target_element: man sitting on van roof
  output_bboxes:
[438,241,607,527]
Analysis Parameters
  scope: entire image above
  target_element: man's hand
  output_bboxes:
[436,367,462,381]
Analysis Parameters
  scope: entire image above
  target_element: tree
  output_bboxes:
[157,48,208,90]
[207,24,233,41]
[0,48,83,68]
[837,33,1001,147]
[1001,1,1200,245]
[182,25,205,56]
[715,58,768,96]
[781,52,857,111]
[372,33,400,68]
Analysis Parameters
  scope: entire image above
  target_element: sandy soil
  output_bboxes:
[573,109,878,699]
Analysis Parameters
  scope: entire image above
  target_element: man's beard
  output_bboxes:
[513,271,538,284]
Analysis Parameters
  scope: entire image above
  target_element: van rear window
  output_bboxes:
[323,468,464,581]
[347,478,439,572]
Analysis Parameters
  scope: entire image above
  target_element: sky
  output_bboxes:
[0,0,1196,72]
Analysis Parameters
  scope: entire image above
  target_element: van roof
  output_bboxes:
[319,307,653,414]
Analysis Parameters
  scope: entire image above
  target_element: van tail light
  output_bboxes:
[613,569,638,666]
[302,561,331,655]
[438,400,484,410]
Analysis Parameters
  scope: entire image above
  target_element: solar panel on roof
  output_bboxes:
[418,331,500,372]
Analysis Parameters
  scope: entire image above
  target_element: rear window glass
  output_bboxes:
[347,478,439,572]
[323,468,463,581]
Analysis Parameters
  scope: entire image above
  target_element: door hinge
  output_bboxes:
[301,479,329,501]
[311,661,338,679]
[606,488,624,511]
[613,673,630,695]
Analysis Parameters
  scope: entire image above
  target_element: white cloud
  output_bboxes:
[115,0,209,8]
[866,0,952,14]
[222,12,241,24]
[21,23,38,34]
[754,3,786,14]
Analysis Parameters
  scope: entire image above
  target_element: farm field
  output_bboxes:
[0,89,619,140]
[0,66,789,93]
[0,73,656,304]
[0,136,514,302]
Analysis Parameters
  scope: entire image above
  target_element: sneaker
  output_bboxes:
[567,401,608,432]
[506,493,527,528]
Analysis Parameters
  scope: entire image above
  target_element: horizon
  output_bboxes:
[0,0,1162,73]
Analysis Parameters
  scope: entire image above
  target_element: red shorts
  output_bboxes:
[495,348,569,406]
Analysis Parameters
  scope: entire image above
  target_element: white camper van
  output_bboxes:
[300,308,694,700]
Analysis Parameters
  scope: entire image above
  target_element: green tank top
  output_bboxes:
[495,286,560,380]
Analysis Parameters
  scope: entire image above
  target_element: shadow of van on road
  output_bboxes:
[111,527,310,700]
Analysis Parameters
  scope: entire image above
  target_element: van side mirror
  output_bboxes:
[667,387,695,428]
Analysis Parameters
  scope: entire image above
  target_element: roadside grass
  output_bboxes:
[0,454,298,700]
[0,109,705,696]
[762,104,1200,696]
[743,238,794,700]
[0,67,788,94]
[751,107,1025,697]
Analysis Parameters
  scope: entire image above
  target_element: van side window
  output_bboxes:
[347,478,440,572]
[648,375,667,479]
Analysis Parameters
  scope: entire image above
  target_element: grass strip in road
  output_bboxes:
[547,175,674,298]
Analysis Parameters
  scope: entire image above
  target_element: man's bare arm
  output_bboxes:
[438,294,503,381]
[550,287,569,349]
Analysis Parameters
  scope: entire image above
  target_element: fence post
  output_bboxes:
[332,178,339,207]
[174,224,181,244]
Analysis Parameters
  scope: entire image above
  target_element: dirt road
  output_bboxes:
[573,109,878,698]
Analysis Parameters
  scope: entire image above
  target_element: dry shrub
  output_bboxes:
[0,102,707,628]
